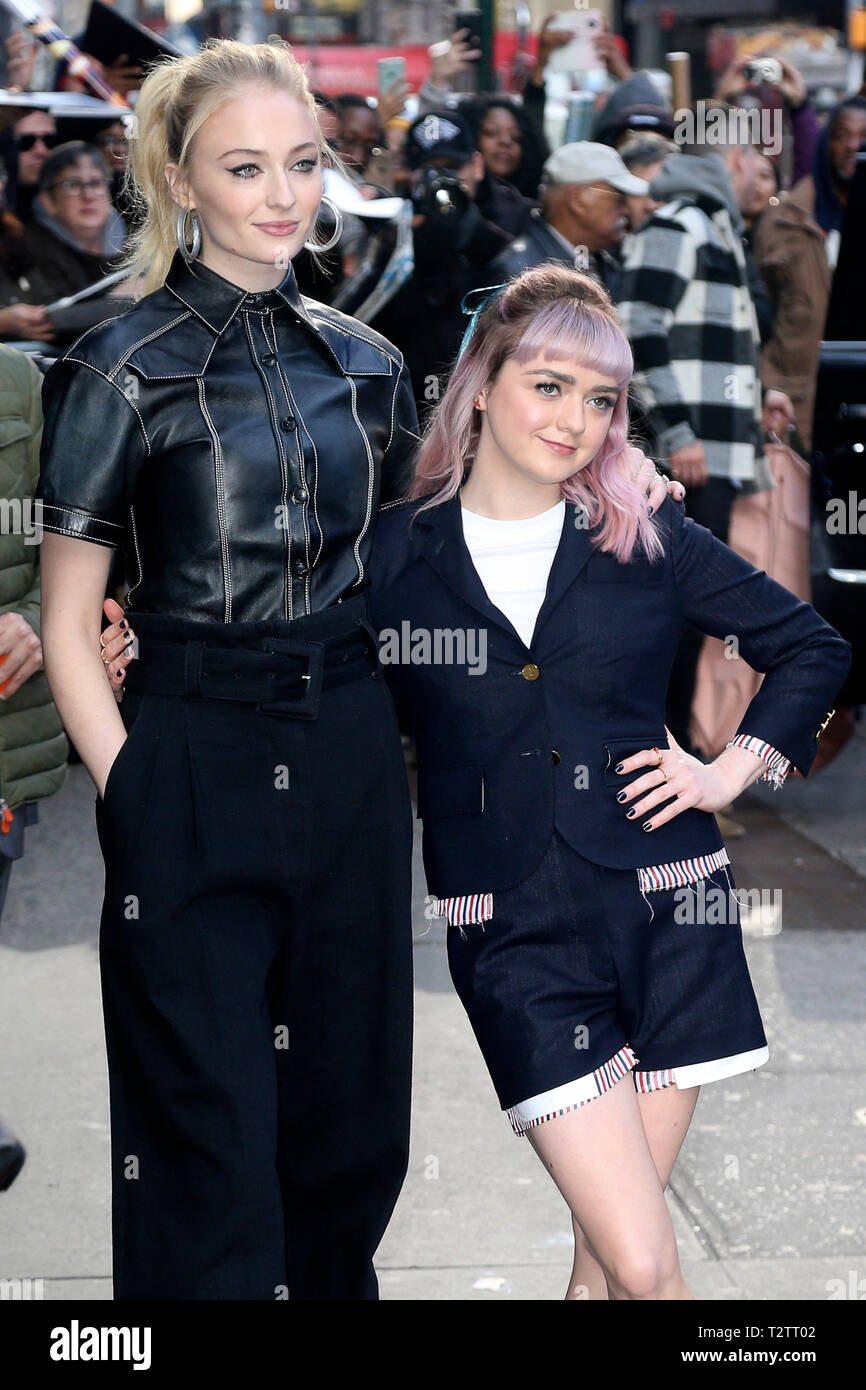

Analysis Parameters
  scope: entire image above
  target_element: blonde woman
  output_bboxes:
[36,39,420,1301]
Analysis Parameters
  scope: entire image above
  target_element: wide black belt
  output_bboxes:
[123,621,382,719]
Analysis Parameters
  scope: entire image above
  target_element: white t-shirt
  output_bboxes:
[460,500,566,648]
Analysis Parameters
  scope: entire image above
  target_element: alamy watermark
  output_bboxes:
[0,498,42,545]
[378,622,487,675]
[674,99,782,158]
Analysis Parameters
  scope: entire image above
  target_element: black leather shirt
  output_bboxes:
[36,249,420,622]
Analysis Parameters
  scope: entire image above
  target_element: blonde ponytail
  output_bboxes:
[118,38,352,297]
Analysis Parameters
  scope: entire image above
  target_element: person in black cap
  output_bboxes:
[53,115,139,230]
[369,109,520,423]
[590,71,676,152]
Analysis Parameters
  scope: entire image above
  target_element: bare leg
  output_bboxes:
[526,1074,698,1300]
[568,1083,700,1299]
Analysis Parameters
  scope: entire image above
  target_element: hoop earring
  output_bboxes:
[303,194,343,254]
[176,207,201,264]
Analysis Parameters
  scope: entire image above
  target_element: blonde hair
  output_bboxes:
[119,37,353,295]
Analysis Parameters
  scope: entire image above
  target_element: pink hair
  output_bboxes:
[408,264,663,565]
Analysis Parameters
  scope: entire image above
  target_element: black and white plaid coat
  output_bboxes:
[617,191,768,484]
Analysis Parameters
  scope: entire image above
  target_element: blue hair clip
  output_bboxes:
[456,282,508,363]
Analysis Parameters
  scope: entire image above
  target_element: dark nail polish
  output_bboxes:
[647,504,654,517]
[643,821,653,831]
[615,762,624,773]
[626,808,636,818]
[119,619,128,629]
[616,790,627,802]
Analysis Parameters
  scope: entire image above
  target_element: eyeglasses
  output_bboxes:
[17,133,59,153]
[584,185,628,202]
[49,177,110,197]
[96,133,128,151]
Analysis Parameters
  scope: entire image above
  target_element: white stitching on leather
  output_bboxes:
[63,358,151,455]
[245,315,291,619]
[38,517,118,547]
[126,503,143,602]
[40,501,123,531]
[346,373,375,587]
[196,377,233,622]
[384,366,400,454]
[108,311,193,376]
[264,315,322,579]
[305,307,400,371]
[164,282,249,340]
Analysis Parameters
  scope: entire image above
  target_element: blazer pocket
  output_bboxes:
[417,761,485,819]
[602,735,668,788]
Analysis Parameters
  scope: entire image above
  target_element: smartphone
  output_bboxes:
[454,9,482,60]
[547,8,605,74]
[377,55,406,105]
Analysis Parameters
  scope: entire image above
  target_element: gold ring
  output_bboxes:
[653,746,663,767]
[660,769,669,785]
[99,632,108,649]
[101,650,110,665]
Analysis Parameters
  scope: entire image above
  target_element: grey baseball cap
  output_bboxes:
[542,141,649,194]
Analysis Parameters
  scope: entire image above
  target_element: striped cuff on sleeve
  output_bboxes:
[727,734,792,790]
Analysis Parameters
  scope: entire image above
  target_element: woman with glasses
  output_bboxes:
[54,118,135,227]
[23,141,127,307]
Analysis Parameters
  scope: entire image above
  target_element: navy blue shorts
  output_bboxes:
[439,830,768,1135]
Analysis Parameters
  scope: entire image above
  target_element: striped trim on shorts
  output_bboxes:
[507,1044,638,1135]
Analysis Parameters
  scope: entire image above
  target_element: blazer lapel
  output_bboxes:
[414,493,599,651]
[530,500,597,644]
[413,492,524,645]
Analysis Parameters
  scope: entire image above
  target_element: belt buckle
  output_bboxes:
[256,638,324,719]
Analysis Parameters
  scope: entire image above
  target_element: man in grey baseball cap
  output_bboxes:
[489,141,648,297]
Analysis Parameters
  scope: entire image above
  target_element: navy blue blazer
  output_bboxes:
[368,492,851,897]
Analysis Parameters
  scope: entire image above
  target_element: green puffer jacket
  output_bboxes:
[0,345,67,813]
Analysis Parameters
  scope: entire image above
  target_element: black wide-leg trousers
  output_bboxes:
[94,596,414,1300]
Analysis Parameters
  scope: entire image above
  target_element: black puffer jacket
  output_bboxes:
[36,250,420,622]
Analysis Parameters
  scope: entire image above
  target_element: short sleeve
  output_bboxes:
[36,357,148,550]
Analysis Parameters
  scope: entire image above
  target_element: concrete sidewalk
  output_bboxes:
[0,731,864,1301]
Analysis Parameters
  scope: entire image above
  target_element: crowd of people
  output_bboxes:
[3,14,860,772]
[0,16,863,1221]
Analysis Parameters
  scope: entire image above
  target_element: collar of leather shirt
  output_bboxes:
[164,247,316,337]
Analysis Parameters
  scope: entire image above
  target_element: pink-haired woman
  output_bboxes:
[367,264,848,1300]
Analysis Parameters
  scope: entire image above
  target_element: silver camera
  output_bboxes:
[744,57,783,85]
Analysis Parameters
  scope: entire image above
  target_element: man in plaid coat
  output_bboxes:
[617,140,793,754]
